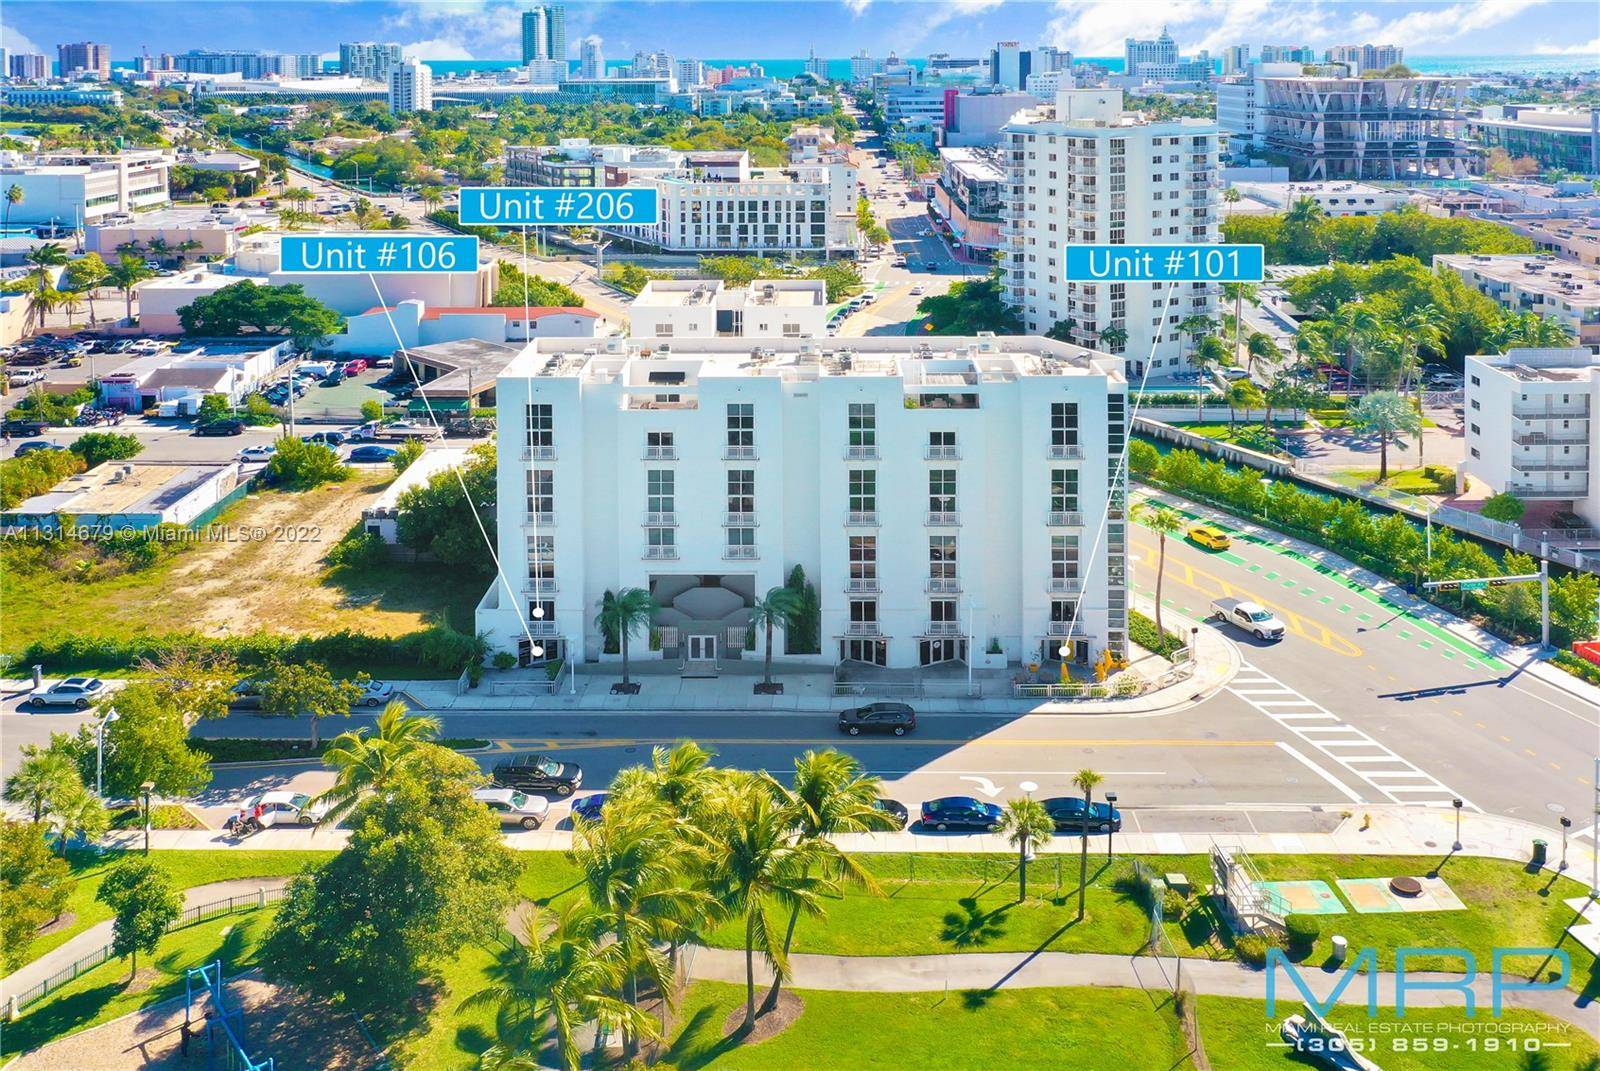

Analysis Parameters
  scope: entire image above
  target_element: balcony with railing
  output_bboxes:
[522,578,559,595]
[521,444,557,461]
[1047,511,1084,527]
[926,576,961,594]
[1046,620,1076,635]
[846,511,880,527]
[526,620,560,637]
[723,545,758,560]
[723,512,757,527]
[1506,480,1588,499]
[922,622,963,637]
[1047,577,1084,594]
[845,577,880,594]
[1512,400,1590,420]
[644,546,679,560]
[845,444,879,460]
[524,511,556,526]
[1047,444,1084,460]
[1511,430,1589,446]
[845,621,883,636]
[926,444,961,461]
[926,511,961,527]
[1511,455,1589,472]
[642,444,678,460]
[723,443,758,460]
[643,511,678,526]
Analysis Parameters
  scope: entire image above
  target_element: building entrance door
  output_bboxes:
[687,634,718,662]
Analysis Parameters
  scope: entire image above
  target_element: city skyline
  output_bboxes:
[4,0,1597,65]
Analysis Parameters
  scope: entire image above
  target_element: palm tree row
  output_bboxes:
[462,741,899,1069]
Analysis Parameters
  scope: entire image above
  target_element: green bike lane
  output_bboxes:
[1132,489,1599,829]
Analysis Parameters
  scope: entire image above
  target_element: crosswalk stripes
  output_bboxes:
[1227,662,1476,810]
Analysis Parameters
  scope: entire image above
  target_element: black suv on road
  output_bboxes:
[491,753,583,796]
[837,702,916,736]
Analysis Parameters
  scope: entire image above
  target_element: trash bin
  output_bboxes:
[1330,935,1348,964]
[1532,839,1548,866]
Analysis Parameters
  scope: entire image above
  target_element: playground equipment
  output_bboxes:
[183,960,274,1070]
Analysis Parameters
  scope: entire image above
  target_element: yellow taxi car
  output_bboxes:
[1187,524,1232,551]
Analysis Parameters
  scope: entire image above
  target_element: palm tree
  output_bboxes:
[613,739,718,818]
[748,586,801,689]
[759,750,895,1012]
[459,903,654,1071]
[1225,378,1264,430]
[594,587,659,689]
[58,290,84,327]
[4,747,79,822]
[1221,282,1257,359]
[997,796,1054,901]
[1071,768,1103,922]
[1331,303,1380,374]
[420,185,445,212]
[3,183,22,232]
[1352,390,1422,482]
[22,285,61,334]
[283,186,314,211]
[1134,504,1182,641]
[106,255,155,325]
[697,780,831,1034]
[313,700,440,826]
[1177,314,1215,365]
[47,783,109,857]
[568,802,702,1059]
[1245,331,1279,374]
[1097,325,1128,353]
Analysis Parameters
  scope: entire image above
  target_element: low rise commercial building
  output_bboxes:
[1494,217,1600,268]
[362,446,471,543]
[1462,347,1598,525]
[98,340,293,410]
[932,147,1005,258]
[1469,105,1599,175]
[476,333,1129,671]
[1436,254,1600,351]
[1225,180,1412,217]
[340,301,602,355]
[2,462,249,532]
[1,85,123,108]
[628,280,827,340]
[87,205,272,262]
[0,149,171,226]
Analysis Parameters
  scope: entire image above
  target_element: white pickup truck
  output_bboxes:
[1210,598,1286,641]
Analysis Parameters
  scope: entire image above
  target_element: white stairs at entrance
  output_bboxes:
[681,660,720,679]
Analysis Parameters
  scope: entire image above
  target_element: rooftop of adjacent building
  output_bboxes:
[367,445,472,514]
[0,148,172,173]
[938,147,1007,184]
[1471,346,1600,383]
[1435,253,1600,303]
[506,333,1124,386]
[632,279,825,311]
[4,461,236,517]
[89,205,276,230]
[1003,87,1218,135]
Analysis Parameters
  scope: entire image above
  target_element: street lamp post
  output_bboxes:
[1559,816,1572,871]
[140,782,155,855]
[1452,798,1463,852]
[1104,791,1118,862]
[95,709,120,797]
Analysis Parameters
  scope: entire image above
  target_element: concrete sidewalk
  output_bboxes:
[683,947,1598,1036]
[0,877,293,1004]
[92,807,1600,887]
[392,598,1239,718]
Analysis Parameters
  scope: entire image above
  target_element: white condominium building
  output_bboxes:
[0,149,171,225]
[629,280,828,340]
[340,42,402,82]
[503,141,858,255]
[476,334,1130,672]
[1324,44,1403,74]
[1435,254,1600,352]
[388,59,433,113]
[1462,347,1598,526]
[999,89,1221,377]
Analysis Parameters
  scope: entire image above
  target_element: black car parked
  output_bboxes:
[194,419,245,436]
[919,796,1003,832]
[1040,796,1122,833]
[491,753,583,796]
[837,701,916,736]
[873,798,910,829]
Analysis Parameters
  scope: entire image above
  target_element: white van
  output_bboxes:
[296,361,334,379]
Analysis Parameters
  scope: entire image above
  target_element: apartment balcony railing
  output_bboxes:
[999,207,1024,220]
[644,546,679,560]
[1513,401,1591,420]
[925,511,961,527]
[723,512,757,527]
[526,620,560,637]
[1511,457,1589,473]
[1046,620,1076,636]
[922,622,963,637]
[524,511,556,526]
[1511,430,1589,446]
[926,444,961,461]
[845,577,880,594]
[521,445,557,461]
[723,545,758,560]
[845,444,879,460]
[1506,481,1589,498]
[845,621,883,636]
[642,445,678,460]
[522,578,560,595]
[846,511,880,527]
[643,511,678,527]
[723,444,758,460]
[1048,444,1084,460]
[1047,511,1084,527]
[926,577,961,594]
[1047,577,1084,594]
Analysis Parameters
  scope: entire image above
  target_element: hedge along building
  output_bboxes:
[475,333,1129,673]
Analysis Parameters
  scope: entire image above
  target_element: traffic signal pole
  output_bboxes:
[1424,570,1549,649]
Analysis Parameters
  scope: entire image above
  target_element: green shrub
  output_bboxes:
[0,448,87,509]
[265,436,350,490]
[1129,610,1185,659]
[69,432,143,469]
[323,528,388,570]
[360,399,385,422]
[390,438,424,473]
[491,651,517,671]
[544,657,564,681]
[1553,650,1600,686]
[1233,932,1282,967]
[1161,887,1188,918]
[1284,913,1320,952]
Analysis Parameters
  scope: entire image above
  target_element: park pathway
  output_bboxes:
[0,878,294,1005]
[682,945,1599,1037]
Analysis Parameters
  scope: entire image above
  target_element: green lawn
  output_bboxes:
[659,982,1194,1070]
[21,849,329,965]
[1199,997,1600,1070]
[1327,465,1455,496]
[0,909,275,1058]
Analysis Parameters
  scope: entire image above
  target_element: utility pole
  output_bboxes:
[1539,559,1550,649]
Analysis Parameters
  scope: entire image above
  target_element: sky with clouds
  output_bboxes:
[3,0,1595,64]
